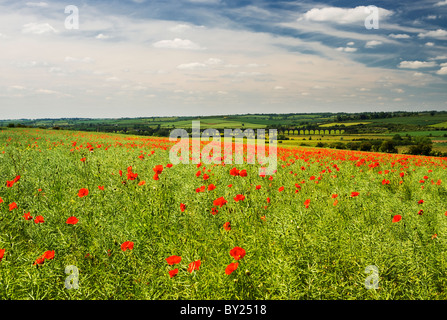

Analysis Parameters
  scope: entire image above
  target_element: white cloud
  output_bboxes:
[301,6,393,24]
[437,67,447,75]
[398,61,437,69]
[177,58,223,70]
[96,33,112,39]
[429,55,447,60]
[347,41,355,46]
[336,46,357,52]
[425,42,435,46]
[435,0,447,6]
[177,62,208,70]
[25,2,48,7]
[365,40,383,48]
[169,24,192,33]
[153,38,204,50]
[22,22,56,34]
[418,29,447,39]
[388,33,410,39]
[64,56,94,63]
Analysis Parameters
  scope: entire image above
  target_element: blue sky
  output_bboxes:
[0,0,446,119]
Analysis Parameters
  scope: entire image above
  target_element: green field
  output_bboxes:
[1,127,447,300]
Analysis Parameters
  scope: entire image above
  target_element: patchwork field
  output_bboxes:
[1,128,447,299]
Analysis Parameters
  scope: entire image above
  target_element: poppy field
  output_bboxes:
[1,127,447,300]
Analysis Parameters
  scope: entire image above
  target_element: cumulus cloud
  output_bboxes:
[153,38,204,50]
[418,29,447,39]
[336,46,357,52]
[96,33,112,39]
[388,33,410,39]
[301,6,393,24]
[25,2,48,7]
[177,62,208,70]
[398,61,437,69]
[177,58,223,70]
[22,22,56,34]
[435,0,447,6]
[365,40,383,48]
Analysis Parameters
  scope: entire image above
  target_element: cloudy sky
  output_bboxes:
[1,0,447,119]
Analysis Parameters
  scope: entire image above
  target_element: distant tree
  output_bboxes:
[380,140,397,153]
[359,141,372,151]
[408,136,432,156]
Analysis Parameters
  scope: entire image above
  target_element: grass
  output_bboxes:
[1,128,447,299]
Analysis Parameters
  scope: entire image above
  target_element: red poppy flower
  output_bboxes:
[229,246,246,260]
[78,188,89,198]
[255,185,261,190]
[392,214,402,223]
[119,170,123,177]
[153,165,163,174]
[203,173,210,180]
[225,262,239,275]
[333,199,338,206]
[166,255,182,265]
[66,216,79,225]
[0,249,5,262]
[229,168,240,176]
[351,192,360,197]
[6,180,14,188]
[138,180,146,186]
[227,184,232,188]
[418,199,424,204]
[98,185,104,190]
[234,194,245,202]
[43,250,55,260]
[304,199,311,208]
[80,157,86,162]
[121,241,134,251]
[34,215,44,224]
[418,209,423,215]
[188,260,201,273]
[153,173,159,180]
[266,197,270,203]
[9,202,17,211]
[278,186,284,192]
[169,269,179,278]
[33,257,45,266]
[207,184,216,191]
[331,194,338,198]
[0,197,3,204]
[239,169,247,177]
[23,212,33,220]
[180,203,186,212]
[166,163,173,168]
[213,197,228,207]
[223,222,231,231]
[195,170,201,177]
[260,215,266,221]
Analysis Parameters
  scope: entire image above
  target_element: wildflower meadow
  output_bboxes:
[1,127,447,300]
